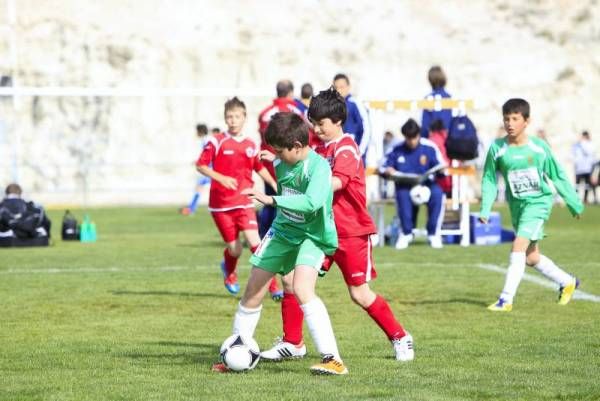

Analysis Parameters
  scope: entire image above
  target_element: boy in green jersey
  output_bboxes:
[480,98,583,312]
[213,112,347,375]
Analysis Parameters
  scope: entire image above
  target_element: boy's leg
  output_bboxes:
[260,271,307,361]
[211,211,242,294]
[243,223,282,301]
[488,236,528,311]
[425,184,444,248]
[526,243,579,305]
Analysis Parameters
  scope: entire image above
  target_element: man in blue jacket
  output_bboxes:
[333,73,371,165]
[380,119,447,250]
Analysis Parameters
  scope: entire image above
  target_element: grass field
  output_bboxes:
[1,204,599,401]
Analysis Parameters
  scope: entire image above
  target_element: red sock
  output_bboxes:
[223,248,238,276]
[365,295,406,340]
[281,292,304,345]
[250,245,258,254]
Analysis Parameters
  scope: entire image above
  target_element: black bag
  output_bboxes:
[0,198,49,239]
[446,115,479,160]
[61,210,80,240]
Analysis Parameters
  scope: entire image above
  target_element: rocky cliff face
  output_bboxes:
[0,0,598,205]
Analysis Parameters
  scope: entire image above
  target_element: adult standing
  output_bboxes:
[572,131,596,203]
[420,66,452,139]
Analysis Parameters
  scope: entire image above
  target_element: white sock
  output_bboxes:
[232,302,262,338]
[300,297,341,361]
[499,252,526,304]
[533,255,573,286]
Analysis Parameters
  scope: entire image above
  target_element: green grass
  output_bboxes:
[1,204,599,401]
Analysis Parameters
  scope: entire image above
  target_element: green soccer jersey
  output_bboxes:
[480,136,584,221]
[270,149,338,254]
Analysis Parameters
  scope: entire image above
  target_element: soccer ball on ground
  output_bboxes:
[409,185,431,205]
[220,334,260,372]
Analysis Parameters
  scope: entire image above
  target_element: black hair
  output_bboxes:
[276,80,294,98]
[429,118,445,132]
[502,98,530,119]
[300,83,313,99]
[333,73,349,85]
[582,130,590,139]
[428,66,447,89]
[224,96,246,115]
[211,127,220,134]
[196,123,208,135]
[401,118,421,138]
[307,86,347,125]
[265,112,309,150]
[5,183,22,196]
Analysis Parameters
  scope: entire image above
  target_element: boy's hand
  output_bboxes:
[259,150,276,162]
[383,167,396,176]
[241,188,274,206]
[219,176,238,190]
[478,217,488,224]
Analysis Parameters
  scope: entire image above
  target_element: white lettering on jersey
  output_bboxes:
[507,167,542,197]
[280,186,305,223]
[223,150,234,155]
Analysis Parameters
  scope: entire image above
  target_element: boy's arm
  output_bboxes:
[331,143,361,192]
[544,149,584,217]
[196,143,238,190]
[273,162,332,213]
[479,145,498,221]
[256,167,278,193]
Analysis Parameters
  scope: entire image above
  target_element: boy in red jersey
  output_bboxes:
[196,97,281,298]
[261,88,415,362]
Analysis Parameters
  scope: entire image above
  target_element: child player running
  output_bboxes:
[260,88,414,362]
[213,112,348,375]
[196,97,281,299]
[481,98,584,312]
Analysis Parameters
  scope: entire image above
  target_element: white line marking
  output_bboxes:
[478,263,600,303]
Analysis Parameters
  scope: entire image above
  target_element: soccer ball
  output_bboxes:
[409,185,431,205]
[219,334,261,372]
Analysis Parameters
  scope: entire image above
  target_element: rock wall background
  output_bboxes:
[0,0,598,205]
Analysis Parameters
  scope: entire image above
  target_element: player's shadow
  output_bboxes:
[176,240,223,248]
[111,290,234,299]
[118,341,218,366]
[396,298,487,307]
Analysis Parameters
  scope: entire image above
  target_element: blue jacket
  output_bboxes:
[420,88,452,138]
[380,138,445,188]
[343,94,371,157]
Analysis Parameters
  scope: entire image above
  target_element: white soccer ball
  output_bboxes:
[219,334,261,372]
[409,185,431,205]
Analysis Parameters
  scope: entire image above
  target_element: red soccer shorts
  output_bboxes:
[326,234,377,286]
[211,208,258,243]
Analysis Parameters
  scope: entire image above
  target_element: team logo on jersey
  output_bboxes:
[245,147,255,158]
[420,155,428,166]
[527,155,533,165]
[397,156,405,163]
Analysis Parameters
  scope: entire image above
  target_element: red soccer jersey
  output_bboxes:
[196,132,264,211]
[258,98,321,177]
[315,134,377,238]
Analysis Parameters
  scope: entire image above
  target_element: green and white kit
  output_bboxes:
[480,136,583,240]
[250,149,338,275]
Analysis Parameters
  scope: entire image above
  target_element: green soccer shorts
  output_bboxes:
[249,229,325,275]
[511,205,547,241]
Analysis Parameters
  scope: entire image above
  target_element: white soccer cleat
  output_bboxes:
[428,235,443,249]
[395,234,413,250]
[260,338,307,361]
[392,332,414,361]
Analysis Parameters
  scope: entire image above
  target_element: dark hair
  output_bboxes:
[5,183,22,196]
[333,73,349,85]
[502,98,530,119]
[428,66,447,89]
[429,118,445,132]
[300,83,313,99]
[224,96,246,115]
[307,87,347,125]
[265,112,309,149]
[211,127,220,134]
[401,118,421,138]
[196,123,208,135]
[582,130,590,139]
[276,80,294,98]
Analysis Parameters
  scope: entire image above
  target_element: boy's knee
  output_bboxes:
[228,241,243,257]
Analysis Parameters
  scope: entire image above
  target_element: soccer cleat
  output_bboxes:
[558,278,580,305]
[268,277,283,301]
[211,362,229,373]
[220,261,240,295]
[310,355,348,375]
[487,298,512,312]
[260,338,307,361]
[392,332,415,361]
[428,235,443,249]
[394,233,413,250]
